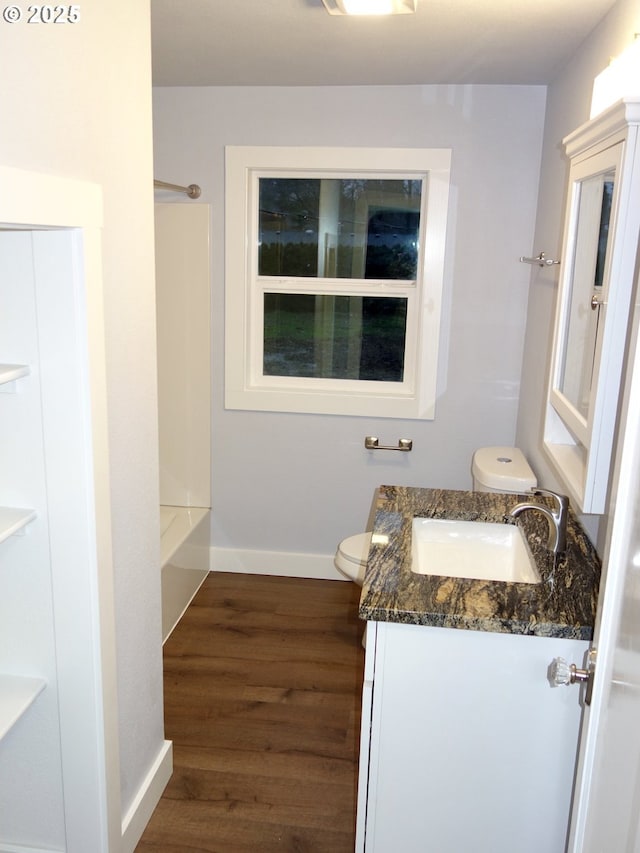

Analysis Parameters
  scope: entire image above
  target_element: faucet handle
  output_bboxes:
[531,488,569,555]
[530,487,569,510]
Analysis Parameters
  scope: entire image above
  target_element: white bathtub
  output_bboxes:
[160,504,210,642]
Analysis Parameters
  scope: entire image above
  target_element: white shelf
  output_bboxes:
[0,674,46,740]
[0,507,37,544]
[0,363,30,392]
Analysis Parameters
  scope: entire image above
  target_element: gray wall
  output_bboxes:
[516,0,640,545]
[153,84,546,558]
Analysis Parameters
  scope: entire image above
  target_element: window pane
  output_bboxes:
[263,293,407,381]
[259,178,421,280]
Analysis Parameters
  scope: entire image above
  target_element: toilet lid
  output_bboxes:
[472,446,537,492]
[338,531,373,566]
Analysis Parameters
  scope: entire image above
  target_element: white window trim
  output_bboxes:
[225,146,451,419]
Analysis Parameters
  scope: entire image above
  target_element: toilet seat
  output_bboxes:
[335,531,372,584]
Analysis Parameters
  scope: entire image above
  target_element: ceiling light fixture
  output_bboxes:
[322,0,417,16]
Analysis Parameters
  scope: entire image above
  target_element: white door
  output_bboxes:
[567,263,640,851]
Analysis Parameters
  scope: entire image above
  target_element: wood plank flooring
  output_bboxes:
[136,572,365,853]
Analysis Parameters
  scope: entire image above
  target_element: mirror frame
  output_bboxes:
[544,98,640,514]
[549,146,621,448]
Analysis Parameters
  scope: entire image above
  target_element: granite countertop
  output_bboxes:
[359,485,601,639]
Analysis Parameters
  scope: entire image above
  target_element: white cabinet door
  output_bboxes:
[544,99,640,513]
[355,621,377,853]
[363,622,587,853]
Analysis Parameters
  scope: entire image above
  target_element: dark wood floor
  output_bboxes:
[136,572,365,853]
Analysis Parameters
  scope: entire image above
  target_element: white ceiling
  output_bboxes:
[150,0,618,87]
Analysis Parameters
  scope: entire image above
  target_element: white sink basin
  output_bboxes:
[411,518,541,584]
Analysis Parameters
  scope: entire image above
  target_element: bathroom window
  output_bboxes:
[225,146,451,418]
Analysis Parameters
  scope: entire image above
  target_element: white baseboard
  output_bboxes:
[121,739,173,853]
[0,845,61,853]
[162,565,209,643]
[210,546,349,581]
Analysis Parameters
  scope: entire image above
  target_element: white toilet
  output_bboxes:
[334,446,537,583]
[334,531,372,585]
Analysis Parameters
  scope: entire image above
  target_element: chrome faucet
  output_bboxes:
[508,488,569,555]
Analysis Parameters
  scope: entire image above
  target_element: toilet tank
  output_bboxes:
[472,446,537,494]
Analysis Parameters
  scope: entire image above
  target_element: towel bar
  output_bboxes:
[365,436,413,452]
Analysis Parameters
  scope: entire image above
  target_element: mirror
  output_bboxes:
[559,169,614,418]
[544,99,640,514]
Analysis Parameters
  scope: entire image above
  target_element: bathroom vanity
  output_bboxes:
[356,486,600,853]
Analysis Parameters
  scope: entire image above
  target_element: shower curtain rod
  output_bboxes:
[153,179,201,199]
